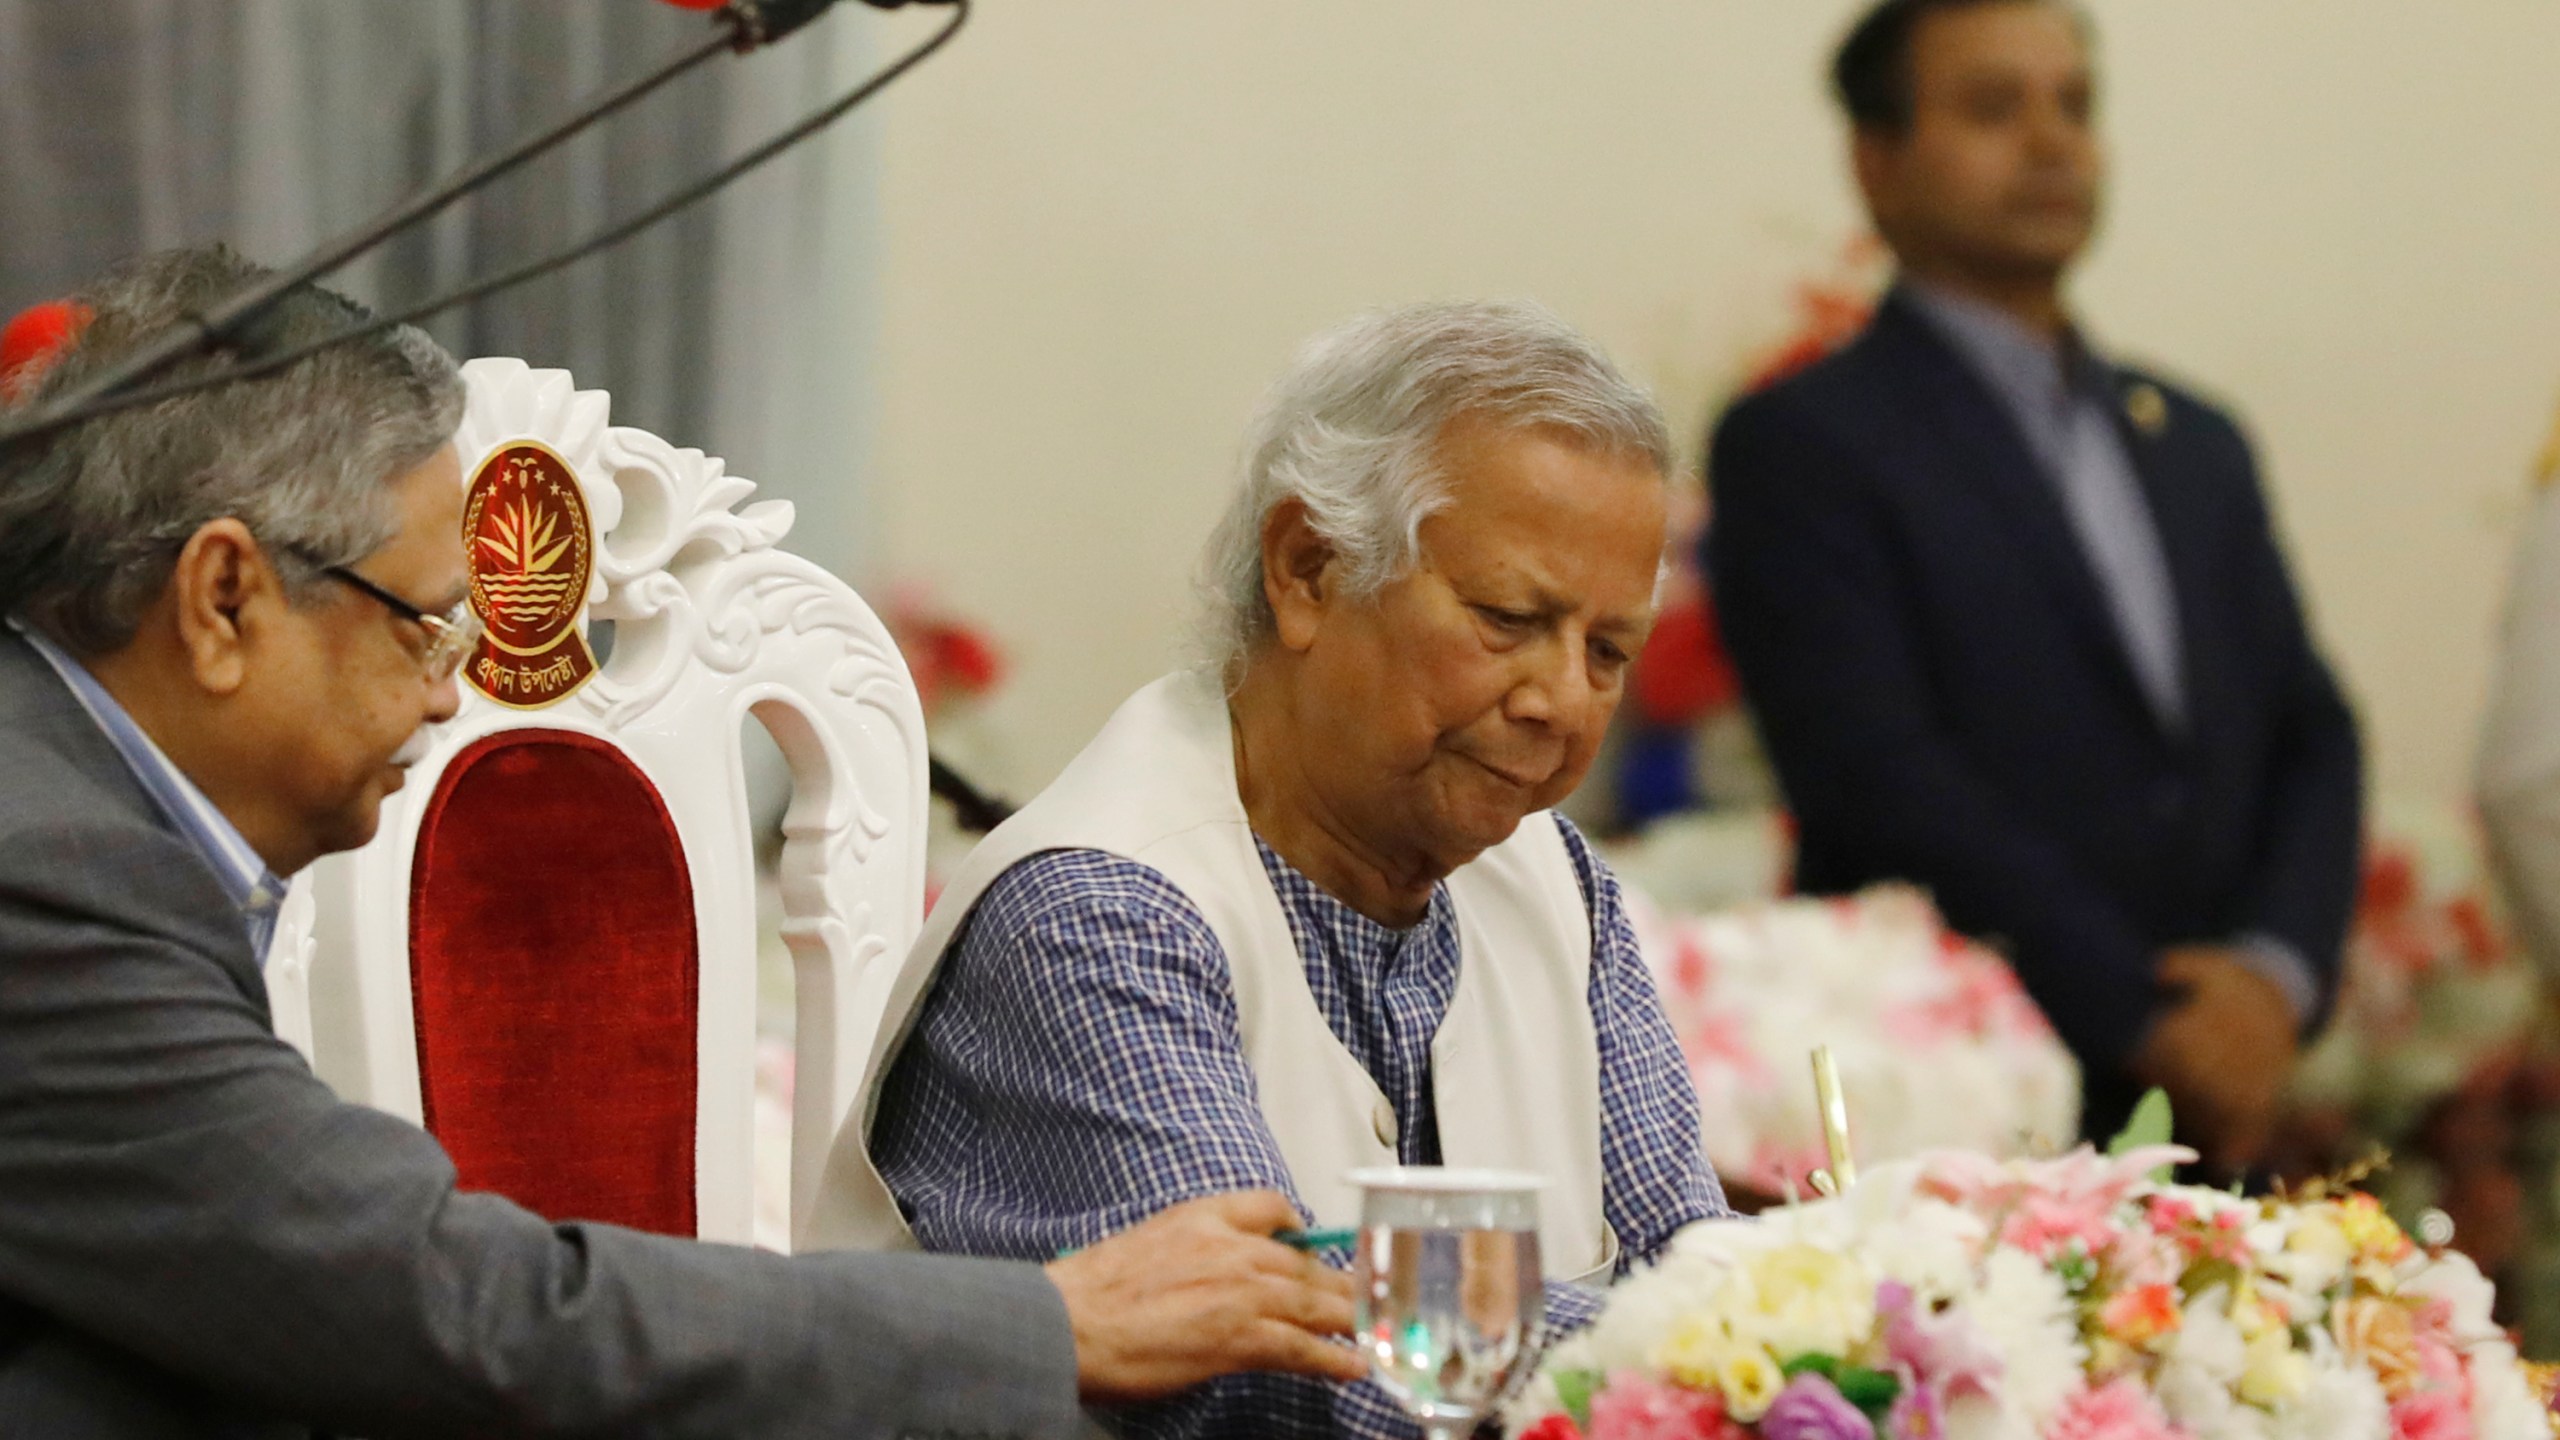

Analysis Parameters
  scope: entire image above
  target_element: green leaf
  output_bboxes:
[2178,1258,2244,1303]
[1779,1357,1900,1421]
[1834,1366,1902,1417]
[2054,1249,2098,1296]
[1555,1369,1601,1432]
[2107,1088,2175,1179]
[1781,1353,1841,1380]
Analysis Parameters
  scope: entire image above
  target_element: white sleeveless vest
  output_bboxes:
[807,669,1617,1283]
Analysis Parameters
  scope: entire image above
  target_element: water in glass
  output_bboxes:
[1349,1168,1545,1436]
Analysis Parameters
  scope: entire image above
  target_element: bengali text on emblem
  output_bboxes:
[461,442,597,708]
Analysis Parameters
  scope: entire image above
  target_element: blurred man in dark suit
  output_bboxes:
[1705,0,2363,1169]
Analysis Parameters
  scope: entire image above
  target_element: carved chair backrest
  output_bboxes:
[265,358,927,1248]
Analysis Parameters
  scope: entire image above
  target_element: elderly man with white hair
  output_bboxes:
[813,300,1732,1437]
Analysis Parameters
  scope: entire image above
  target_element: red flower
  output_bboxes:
[1519,1417,1587,1440]
[883,586,1007,714]
[1631,595,1741,726]
[2360,847,2419,919]
[0,299,90,402]
[2446,896,2506,969]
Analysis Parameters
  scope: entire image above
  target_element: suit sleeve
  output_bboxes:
[1705,394,2167,1076]
[2218,422,2363,1026]
[0,813,1080,1440]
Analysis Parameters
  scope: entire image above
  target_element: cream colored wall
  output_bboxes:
[864,2,2560,803]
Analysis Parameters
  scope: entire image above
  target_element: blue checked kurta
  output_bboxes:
[872,813,1730,1438]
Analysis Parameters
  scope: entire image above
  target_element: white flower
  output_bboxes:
[2464,1338,2549,1440]
[1732,1242,1875,1358]
[1569,1256,1705,1375]
[2149,1287,2295,1440]
[2401,1249,2501,1343]
[1966,1248,2085,1426]
[1860,1197,1985,1302]
[1940,1392,2035,1440]
[2261,1212,2352,1299]
[2167,1286,2249,1386]
[2269,1356,2388,1440]
[2155,1357,2277,1440]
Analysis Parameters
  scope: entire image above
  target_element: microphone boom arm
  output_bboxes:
[32,27,738,421]
[2,0,969,448]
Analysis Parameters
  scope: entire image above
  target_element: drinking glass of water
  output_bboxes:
[1347,1167,1545,1438]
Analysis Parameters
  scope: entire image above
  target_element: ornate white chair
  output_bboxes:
[265,358,927,1250]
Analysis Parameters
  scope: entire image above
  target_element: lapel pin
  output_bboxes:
[2125,382,2168,437]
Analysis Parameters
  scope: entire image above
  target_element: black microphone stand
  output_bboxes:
[929,757,1016,835]
[7,0,954,443]
[10,0,1008,830]
[33,28,737,423]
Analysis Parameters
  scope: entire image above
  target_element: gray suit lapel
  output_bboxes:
[0,629,167,831]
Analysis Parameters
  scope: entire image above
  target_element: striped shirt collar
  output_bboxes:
[8,617,287,959]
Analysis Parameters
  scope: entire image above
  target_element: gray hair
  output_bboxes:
[0,245,465,654]
[1199,299,1672,672]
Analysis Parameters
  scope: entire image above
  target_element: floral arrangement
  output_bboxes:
[1507,1136,2557,1440]
[1731,234,1888,396]
[881,582,1006,719]
[2295,797,2533,1137]
[1626,883,2080,1198]
[2283,797,2560,1331]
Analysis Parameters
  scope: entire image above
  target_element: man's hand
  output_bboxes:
[2133,946,2300,1173]
[1044,1190,1366,1404]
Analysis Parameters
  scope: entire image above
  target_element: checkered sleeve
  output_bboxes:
[869,849,1421,1440]
[1556,814,1735,1265]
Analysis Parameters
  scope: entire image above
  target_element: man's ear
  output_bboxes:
[1850,128,1899,228]
[167,518,281,696]
[1259,499,1335,653]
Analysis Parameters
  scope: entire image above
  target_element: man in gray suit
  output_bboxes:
[0,246,1364,1439]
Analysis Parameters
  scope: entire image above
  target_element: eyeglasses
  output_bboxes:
[313,563,484,682]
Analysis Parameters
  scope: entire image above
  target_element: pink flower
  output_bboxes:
[1882,1000,1971,1049]
[1920,1145,2191,1224]
[1521,1417,1587,1440]
[2407,1298,2460,1353]
[2414,1335,2466,1397]
[1879,1282,2002,1398]
[2045,1380,2188,1440]
[2194,1210,2252,1265]
[1588,1372,1742,1440]
[2144,1195,2197,1229]
[1686,1009,1766,1079]
[1668,932,1716,997]
[1759,1374,1875,1440]
[1886,1383,1945,1440]
[1746,1139,1837,1197]
[1997,1191,2123,1260]
[2389,1388,2475,1440]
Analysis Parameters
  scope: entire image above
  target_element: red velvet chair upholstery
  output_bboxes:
[410,730,701,1235]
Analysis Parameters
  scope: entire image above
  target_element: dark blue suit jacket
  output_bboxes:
[1704,292,2362,1129]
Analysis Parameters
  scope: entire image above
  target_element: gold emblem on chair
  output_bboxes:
[462,442,597,709]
